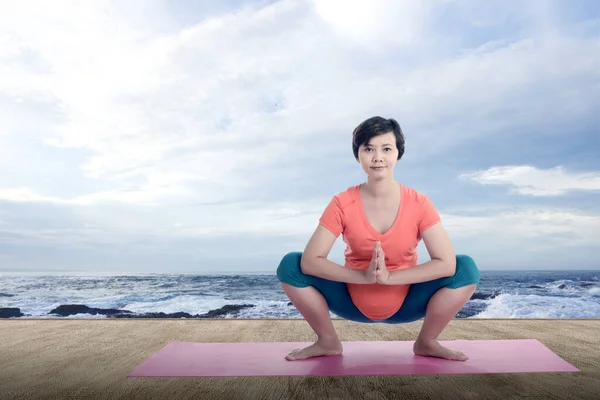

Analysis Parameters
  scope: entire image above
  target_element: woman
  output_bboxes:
[276,116,480,362]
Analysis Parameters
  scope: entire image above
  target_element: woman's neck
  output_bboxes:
[361,178,400,199]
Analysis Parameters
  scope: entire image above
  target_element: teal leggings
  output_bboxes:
[277,252,480,323]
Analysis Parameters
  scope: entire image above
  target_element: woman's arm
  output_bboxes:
[383,222,456,285]
[301,224,372,284]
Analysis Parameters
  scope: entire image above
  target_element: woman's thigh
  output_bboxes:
[276,251,373,323]
[383,254,481,324]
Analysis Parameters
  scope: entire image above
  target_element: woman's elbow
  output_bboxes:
[300,254,312,274]
[445,257,457,276]
[301,254,323,275]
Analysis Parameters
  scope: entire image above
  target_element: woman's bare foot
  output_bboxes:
[413,339,468,361]
[285,337,343,361]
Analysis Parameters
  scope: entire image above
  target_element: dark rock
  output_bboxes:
[288,302,293,306]
[469,292,498,301]
[580,283,595,288]
[527,285,543,289]
[0,293,15,297]
[110,311,195,319]
[110,304,256,318]
[558,284,567,289]
[48,303,256,319]
[49,304,133,317]
[0,308,24,318]
[198,304,255,318]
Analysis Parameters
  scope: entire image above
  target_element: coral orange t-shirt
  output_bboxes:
[318,183,441,320]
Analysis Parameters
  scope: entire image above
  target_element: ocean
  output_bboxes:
[1,270,599,319]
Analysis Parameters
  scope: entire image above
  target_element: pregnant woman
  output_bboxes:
[276,116,480,361]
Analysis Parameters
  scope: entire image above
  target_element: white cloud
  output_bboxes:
[0,185,188,206]
[431,206,600,269]
[0,0,598,271]
[312,0,431,50]
[0,188,62,203]
[2,186,598,250]
[1,0,597,202]
[444,208,600,247]
[0,188,329,241]
[460,165,600,196]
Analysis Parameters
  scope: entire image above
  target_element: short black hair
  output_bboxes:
[352,116,405,160]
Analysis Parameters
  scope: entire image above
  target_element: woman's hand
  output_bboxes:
[375,242,391,284]
[364,241,379,284]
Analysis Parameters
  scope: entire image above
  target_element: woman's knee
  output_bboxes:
[451,254,481,288]
[276,252,309,288]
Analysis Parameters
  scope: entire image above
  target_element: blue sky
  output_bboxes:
[0,0,598,274]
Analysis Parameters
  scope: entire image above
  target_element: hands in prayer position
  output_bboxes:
[365,241,391,285]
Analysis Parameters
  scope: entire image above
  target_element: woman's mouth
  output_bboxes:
[371,166,385,170]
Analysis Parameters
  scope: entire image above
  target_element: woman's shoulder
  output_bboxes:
[401,184,434,208]
[328,183,433,207]
[401,184,427,200]
[329,185,360,208]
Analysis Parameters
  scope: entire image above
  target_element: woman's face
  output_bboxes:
[357,132,398,179]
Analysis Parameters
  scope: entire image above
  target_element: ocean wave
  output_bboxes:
[471,293,600,318]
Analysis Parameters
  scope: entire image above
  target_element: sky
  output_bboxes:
[0,0,598,275]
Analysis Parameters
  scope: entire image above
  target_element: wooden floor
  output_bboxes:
[1,319,599,399]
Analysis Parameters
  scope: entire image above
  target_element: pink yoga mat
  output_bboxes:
[127,339,579,377]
